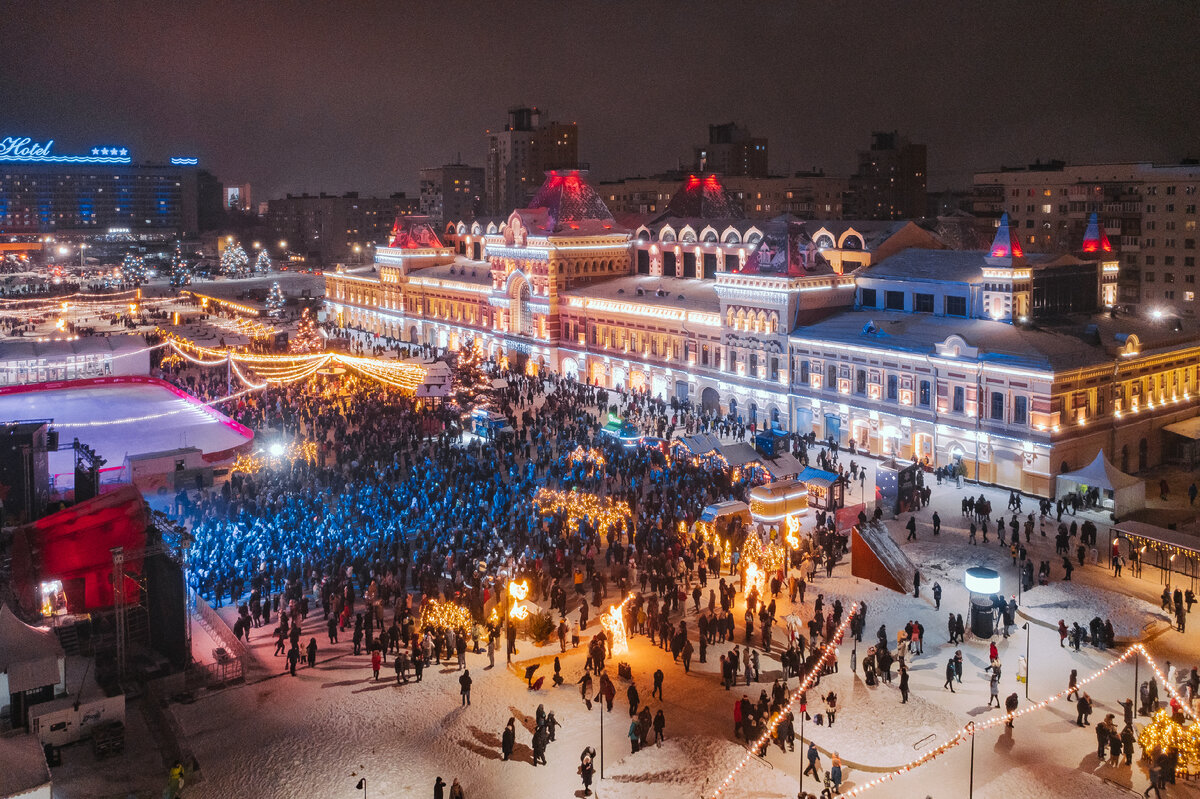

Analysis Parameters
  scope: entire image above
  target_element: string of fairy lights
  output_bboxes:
[711,638,1196,799]
[710,603,858,798]
[165,336,427,390]
[533,487,633,538]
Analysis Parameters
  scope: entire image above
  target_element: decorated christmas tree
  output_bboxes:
[169,243,191,287]
[290,307,322,353]
[121,253,147,285]
[255,249,272,273]
[265,281,285,317]
[220,242,249,275]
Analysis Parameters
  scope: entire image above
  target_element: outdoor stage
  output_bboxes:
[0,377,252,486]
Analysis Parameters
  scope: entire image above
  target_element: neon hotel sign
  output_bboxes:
[0,137,132,164]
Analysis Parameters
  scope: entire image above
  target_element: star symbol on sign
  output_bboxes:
[101,148,110,156]
[92,148,99,155]
[119,148,127,156]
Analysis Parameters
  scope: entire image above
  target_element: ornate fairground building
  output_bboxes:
[327,170,1200,495]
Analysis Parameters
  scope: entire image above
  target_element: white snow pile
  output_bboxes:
[597,736,798,799]
[976,761,1142,799]
[1019,580,1171,639]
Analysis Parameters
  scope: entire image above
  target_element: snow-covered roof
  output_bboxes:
[0,733,51,799]
[0,603,64,693]
[412,260,493,288]
[524,170,618,234]
[0,334,146,361]
[792,309,1200,371]
[562,275,720,314]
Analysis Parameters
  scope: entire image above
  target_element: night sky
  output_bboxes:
[3,1,1196,200]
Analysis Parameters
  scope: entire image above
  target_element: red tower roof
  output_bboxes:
[989,213,1023,258]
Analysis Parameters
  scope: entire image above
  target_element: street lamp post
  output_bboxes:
[798,700,806,794]
[966,720,976,799]
[355,777,366,798]
[1022,622,1030,699]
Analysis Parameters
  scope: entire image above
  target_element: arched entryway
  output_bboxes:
[562,358,579,381]
[509,273,534,337]
[701,386,720,413]
[651,374,668,400]
[612,367,627,390]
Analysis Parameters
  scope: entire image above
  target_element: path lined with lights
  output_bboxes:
[710,639,1192,799]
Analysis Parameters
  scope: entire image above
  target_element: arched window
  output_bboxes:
[815,234,835,248]
[724,230,741,244]
[842,234,863,250]
[703,230,718,243]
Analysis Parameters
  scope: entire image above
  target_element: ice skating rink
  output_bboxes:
[0,382,251,479]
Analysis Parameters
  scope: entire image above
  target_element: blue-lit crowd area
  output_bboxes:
[170,362,823,642]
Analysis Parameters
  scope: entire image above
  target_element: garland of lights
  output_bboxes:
[567,446,607,470]
[711,603,858,798]
[0,288,145,309]
[533,488,632,539]
[721,642,1193,799]
[418,599,474,632]
[164,334,426,390]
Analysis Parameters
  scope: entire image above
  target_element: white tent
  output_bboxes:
[0,604,66,720]
[1054,450,1145,516]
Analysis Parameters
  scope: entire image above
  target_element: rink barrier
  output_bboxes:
[0,374,255,459]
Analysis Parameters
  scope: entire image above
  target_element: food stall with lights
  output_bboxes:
[1111,520,1199,590]
[748,479,808,527]
[796,466,843,512]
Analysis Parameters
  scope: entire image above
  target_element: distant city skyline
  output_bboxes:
[2,1,1194,200]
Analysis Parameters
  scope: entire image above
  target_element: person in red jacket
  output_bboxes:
[371,649,382,680]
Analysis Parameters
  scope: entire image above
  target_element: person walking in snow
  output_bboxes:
[459,669,472,706]
[944,657,956,692]
[501,718,516,761]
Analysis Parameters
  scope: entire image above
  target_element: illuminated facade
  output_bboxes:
[327,170,1200,490]
[789,220,1198,494]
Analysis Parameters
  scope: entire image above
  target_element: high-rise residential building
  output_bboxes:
[484,107,578,215]
[0,134,210,238]
[850,131,927,220]
[694,123,768,178]
[599,171,847,220]
[267,191,417,264]
[419,163,484,224]
[973,160,1200,313]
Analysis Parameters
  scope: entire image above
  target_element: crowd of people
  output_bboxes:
[150,339,1200,798]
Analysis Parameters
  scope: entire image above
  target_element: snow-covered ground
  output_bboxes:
[110,447,1200,798]
[1020,580,1172,640]
[597,737,798,799]
[0,382,250,482]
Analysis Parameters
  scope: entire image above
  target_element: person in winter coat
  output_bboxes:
[830,753,843,793]
[448,778,465,799]
[532,725,549,765]
[580,755,595,795]
[899,665,910,703]
[988,672,1001,707]
[1076,693,1093,726]
[1004,692,1018,728]
[434,776,446,799]
[371,649,382,680]
[628,683,640,716]
[501,718,516,761]
[628,719,640,753]
[653,709,666,743]
[944,658,956,692]
[1067,669,1079,701]
[803,741,821,778]
[459,669,472,706]
[823,691,838,727]
[546,711,560,742]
